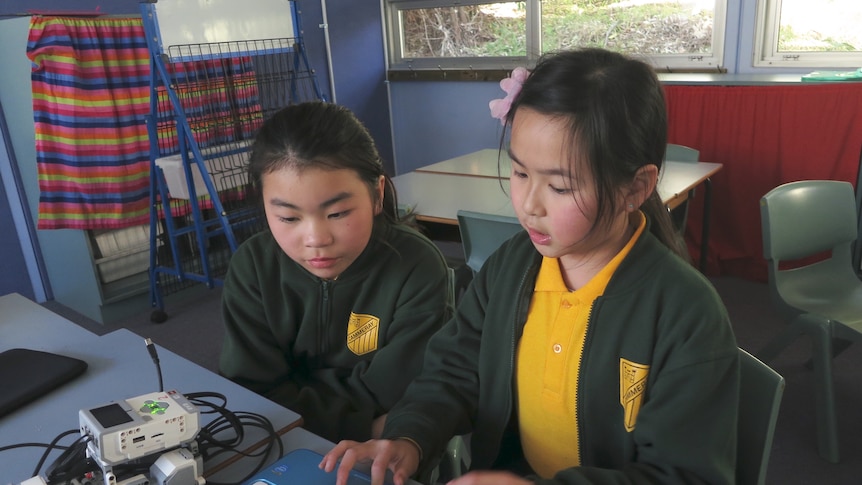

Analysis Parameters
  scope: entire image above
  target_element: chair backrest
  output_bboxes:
[664,143,700,163]
[663,144,700,232]
[736,348,785,485]
[760,180,857,263]
[457,210,523,273]
[759,180,860,315]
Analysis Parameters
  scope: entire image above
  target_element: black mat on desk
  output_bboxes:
[0,348,88,418]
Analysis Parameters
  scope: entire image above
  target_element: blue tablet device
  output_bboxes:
[243,448,374,485]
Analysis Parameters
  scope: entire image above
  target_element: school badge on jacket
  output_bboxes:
[347,312,380,355]
[620,358,649,432]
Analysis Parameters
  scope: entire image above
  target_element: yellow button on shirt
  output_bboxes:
[516,213,646,478]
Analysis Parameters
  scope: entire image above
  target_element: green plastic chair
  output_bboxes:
[435,434,471,483]
[758,179,862,463]
[457,210,523,274]
[663,143,701,232]
[665,143,701,163]
[737,348,785,485]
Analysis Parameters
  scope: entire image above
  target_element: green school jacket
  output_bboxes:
[384,227,740,485]
[219,223,451,442]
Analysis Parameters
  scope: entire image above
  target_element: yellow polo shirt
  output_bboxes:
[516,213,646,478]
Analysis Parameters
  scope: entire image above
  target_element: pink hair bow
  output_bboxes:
[489,67,529,125]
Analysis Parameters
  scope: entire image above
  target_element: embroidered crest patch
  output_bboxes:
[619,358,650,432]
[347,312,380,356]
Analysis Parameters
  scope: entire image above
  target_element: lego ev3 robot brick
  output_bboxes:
[79,390,200,465]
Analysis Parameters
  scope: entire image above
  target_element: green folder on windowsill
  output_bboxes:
[802,68,862,82]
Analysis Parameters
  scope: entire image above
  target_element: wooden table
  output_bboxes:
[398,148,722,270]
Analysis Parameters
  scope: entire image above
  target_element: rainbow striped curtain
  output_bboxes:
[27,16,150,230]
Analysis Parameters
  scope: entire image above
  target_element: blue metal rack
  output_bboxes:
[140,0,324,322]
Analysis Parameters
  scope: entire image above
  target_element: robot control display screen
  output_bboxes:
[91,403,134,428]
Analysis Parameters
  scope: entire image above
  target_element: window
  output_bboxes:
[385,0,727,72]
[755,0,862,68]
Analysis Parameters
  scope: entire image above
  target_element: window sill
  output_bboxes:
[658,73,821,85]
[387,69,511,82]
[387,69,862,86]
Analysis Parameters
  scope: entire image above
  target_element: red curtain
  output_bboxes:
[665,83,862,282]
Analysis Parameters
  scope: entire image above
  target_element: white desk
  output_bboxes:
[413,148,721,212]
[395,172,515,225]
[401,149,721,270]
[0,292,302,484]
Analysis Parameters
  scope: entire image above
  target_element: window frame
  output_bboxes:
[384,0,728,73]
[754,0,862,68]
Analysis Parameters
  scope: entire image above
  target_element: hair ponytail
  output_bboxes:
[642,192,690,262]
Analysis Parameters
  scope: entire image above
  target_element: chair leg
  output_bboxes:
[804,316,841,463]
[698,178,712,272]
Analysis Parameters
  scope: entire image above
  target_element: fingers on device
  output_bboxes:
[243,448,379,485]
[79,389,200,480]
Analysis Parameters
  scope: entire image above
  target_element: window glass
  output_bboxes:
[399,2,527,58]
[542,0,714,57]
[756,0,862,67]
[777,0,862,53]
[386,0,725,71]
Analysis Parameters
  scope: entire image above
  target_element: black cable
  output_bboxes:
[187,392,247,452]
[0,442,75,453]
[31,429,80,478]
[44,435,97,484]
[183,391,283,484]
[144,337,165,392]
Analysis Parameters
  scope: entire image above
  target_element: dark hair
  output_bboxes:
[248,101,400,228]
[503,48,688,260]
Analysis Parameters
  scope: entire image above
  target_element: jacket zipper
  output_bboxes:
[508,268,533,404]
[321,279,331,355]
[504,267,534,442]
[575,301,595,466]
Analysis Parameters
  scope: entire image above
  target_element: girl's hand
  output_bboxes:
[447,471,532,485]
[320,438,421,485]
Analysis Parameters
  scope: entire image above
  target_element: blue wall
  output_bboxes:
[323,0,393,172]
[0,17,99,311]
[389,81,503,173]
[0,169,34,299]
